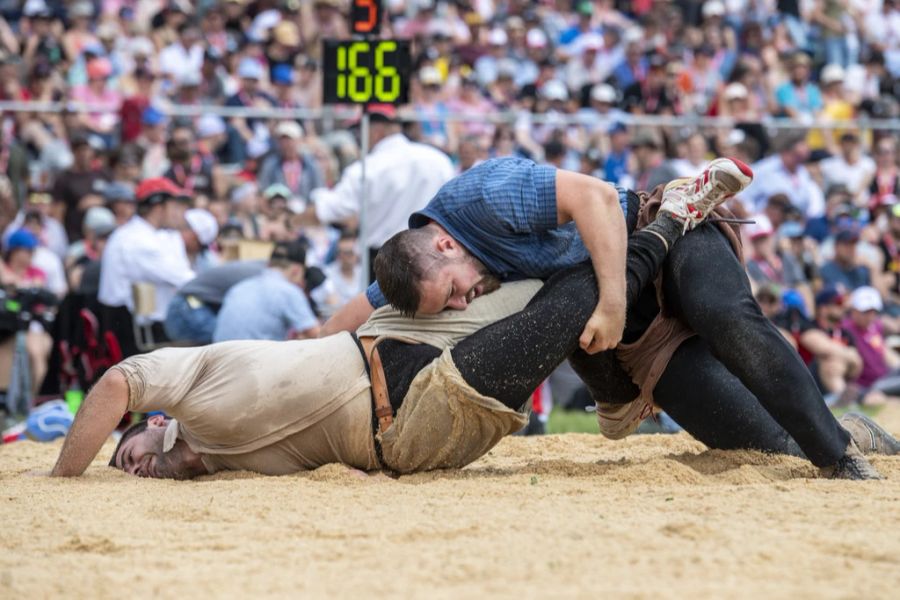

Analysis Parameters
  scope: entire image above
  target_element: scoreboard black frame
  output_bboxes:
[321,39,412,105]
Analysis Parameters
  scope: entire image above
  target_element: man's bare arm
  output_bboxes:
[51,369,129,477]
[555,170,627,354]
[319,292,375,337]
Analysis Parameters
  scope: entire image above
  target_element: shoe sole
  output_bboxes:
[840,412,900,455]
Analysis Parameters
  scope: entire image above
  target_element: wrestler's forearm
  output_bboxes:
[51,369,129,477]
[556,173,627,309]
[320,292,375,337]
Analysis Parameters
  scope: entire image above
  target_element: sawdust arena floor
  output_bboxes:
[2,405,900,599]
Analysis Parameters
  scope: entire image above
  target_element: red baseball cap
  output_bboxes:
[135,177,186,204]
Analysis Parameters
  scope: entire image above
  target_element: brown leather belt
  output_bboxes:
[359,336,393,433]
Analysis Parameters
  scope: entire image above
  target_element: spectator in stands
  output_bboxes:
[225,57,275,145]
[671,132,710,177]
[821,131,876,203]
[413,66,454,154]
[103,181,136,226]
[51,133,108,241]
[869,137,899,206]
[0,228,52,393]
[745,132,826,218]
[257,184,294,242]
[98,177,193,354]
[774,52,823,121]
[622,53,680,115]
[447,71,495,142]
[475,28,510,88]
[811,64,854,151]
[775,286,863,405]
[229,182,263,240]
[257,121,323,202]
[603,122,632,187]
[631,130,678,191]
[820,228,871,291]
[564,32,605,93]
[159,20,204,85]
[165,260,265,345]
[67,206,116,295]
[21,210,66,298]
[844,286,900,402]
[311,233,363,319]
[875,204,900,309]
[70,57,121,148]
[213,241,319,342]
[456,135,488,173]
[3,191,68,260]
[119,67,157,144]
[182,209,220,273]
[164,125,219,201]
[745,215,808,291]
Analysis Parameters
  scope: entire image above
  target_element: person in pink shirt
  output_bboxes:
[843,286,900,403]
[69,57,122,147]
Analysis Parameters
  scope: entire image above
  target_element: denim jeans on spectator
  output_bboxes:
[164,295,217,344]
[824,36,849,68]
[782,15,811,52]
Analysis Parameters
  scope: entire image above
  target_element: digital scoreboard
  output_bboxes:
[321,39,411,105]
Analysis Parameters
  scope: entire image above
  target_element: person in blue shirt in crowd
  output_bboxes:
[323,156,882,479]
[213,242,319,342]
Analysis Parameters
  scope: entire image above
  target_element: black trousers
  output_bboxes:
[380,223,849,467]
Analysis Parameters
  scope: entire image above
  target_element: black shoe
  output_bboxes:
[822,441,884,480]
[839,412,900,456]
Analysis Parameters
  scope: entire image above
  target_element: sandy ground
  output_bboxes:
[2,406,900,599]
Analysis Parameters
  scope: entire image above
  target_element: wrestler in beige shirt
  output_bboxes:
[49,281,541,479]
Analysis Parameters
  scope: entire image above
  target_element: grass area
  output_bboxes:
[547,408,598,434]
[546,404,884,435]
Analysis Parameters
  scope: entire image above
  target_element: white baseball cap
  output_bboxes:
[745,214,774,240]
[591,83,616,104]
[197,114,226,138]
[723,82,749,100]
[185,209,219,246]
[702,0,726,18]
[526,28,548,48]
[275,120,304,140]
[581,33,603,51]
[849,286,883,312]
[820,63,846,85]
[541,79,569,102]
[488,28,509,46]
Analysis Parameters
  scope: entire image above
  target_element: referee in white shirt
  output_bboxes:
[98,177,194,356]
[304,104,455,282]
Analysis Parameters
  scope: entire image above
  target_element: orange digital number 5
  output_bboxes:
[356,0,377,33]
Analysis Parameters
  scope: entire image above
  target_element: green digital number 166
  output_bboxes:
[336,41,400,102]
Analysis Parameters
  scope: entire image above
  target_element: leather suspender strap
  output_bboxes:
[359,336,394,433]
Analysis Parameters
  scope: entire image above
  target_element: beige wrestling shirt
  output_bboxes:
[113,280,542,475]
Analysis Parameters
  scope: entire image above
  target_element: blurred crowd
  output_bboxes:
[0,0,897,419]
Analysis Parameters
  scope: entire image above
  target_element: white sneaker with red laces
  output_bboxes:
[658,157,754,232]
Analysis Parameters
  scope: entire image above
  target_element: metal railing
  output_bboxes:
[2,100,898,132]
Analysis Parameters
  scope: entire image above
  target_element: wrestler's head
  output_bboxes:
[375,224,501,316]
[110,415,206,480]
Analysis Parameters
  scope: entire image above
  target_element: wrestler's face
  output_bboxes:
[417,255,501,313]
[113,416,198,480]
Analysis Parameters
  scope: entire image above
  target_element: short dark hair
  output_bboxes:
[108,418,150,467]
[374,227,445,317]
[269,240,306,268]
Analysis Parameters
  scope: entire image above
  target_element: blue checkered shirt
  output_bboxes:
[366,157,628,308]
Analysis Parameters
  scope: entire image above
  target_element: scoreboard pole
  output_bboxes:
[359,106,371,283]
[322,0,409,283]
